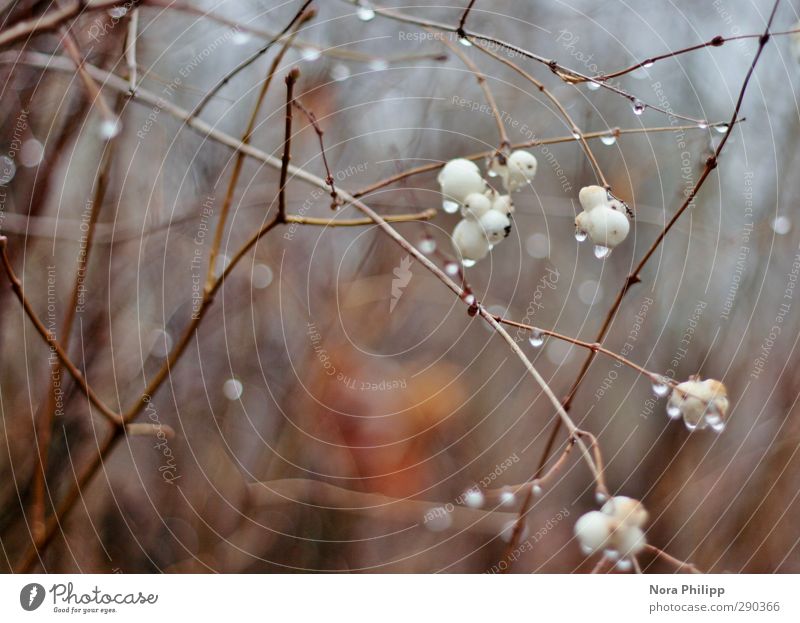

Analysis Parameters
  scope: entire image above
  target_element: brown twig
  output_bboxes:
[205,9,313,289]
[457,0,479,36]
[191,0,314,118]
[29,112,121,544]
[351,122,731,199]
[439,34,510,150]
[644,544,703,574]
[351,0,707,124]
[0,0,125,49]
[0,237,122,427]
[292,98,340,207]
[278,68,300,223]
[471,39,609,187]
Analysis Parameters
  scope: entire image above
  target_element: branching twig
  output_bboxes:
[278,68,300,223]
[0,238,122,426]
[191,0,314,118]
[292,98,340,207]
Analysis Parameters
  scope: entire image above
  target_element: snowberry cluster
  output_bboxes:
[575,185,632,259]
[574,496,648,571]
[666,376,729,432]
[438,151,537,266]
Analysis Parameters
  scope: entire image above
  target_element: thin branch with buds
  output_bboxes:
[191,0,314,118]
[506,0,782,572]
[292,98,340,207]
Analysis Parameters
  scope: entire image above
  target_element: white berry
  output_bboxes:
[478,209,512,244]
[504,150,537,192]
[574,510,611,554]
[461,192,493,220]
[578,185,608,212]
[452,219,490,262]
[439,165,486,206]
[585,205,630,248]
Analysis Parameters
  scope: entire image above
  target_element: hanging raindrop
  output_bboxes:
[462,258,476,268]
[600,134,617,146]
[666,404,682,419]
[528,329,544,348]
[442,199,460,214]
[594,245,612,259]
[419,237,436,254]
[357,2,376,21]
[651,377,670,398]
[444,261,460,277]
[632,100,645,115]
[575,229,588,242]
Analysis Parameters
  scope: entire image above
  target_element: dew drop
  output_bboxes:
[581,544,594,555]
[331,63,351,82]
[595,491,608,504]
[419,237,437,254]
[528,329,544,348]
[600,134,617,146]
[458,36,472,47]
[464,490,484,508]
[500,490,515,506]
[697,121,708,129]
[772,216,791,235]
[631,99,645,115]
[587,81,601,91]
[149,329,172,358]
[108,6,128,18]
[685,419,698,431]
[526,232,550,258]
[463,293,476,306]
[442,199,460,214]
[462,258,477,268]
[252,263,273,289]
[532,483,543,497]
[711,420,726,433]
[444,261,460,277]
[20,138,44,167]
[369,58,389,71]
[651,377,670,398]
[356,3,376,21]
[223,378,244,401]
[642,60,654,68]
[231,31,251,45]
[575,229,588,242]
[572,131,581,139]
[666,404,682,419]
[301,47,321,62]
[714,124,729,134]
[616,558,633,572]
[604,548,620,561]
[425,506,452,532]
[500,519,528,542]
[593,244,611,259]
[99,117,121,140]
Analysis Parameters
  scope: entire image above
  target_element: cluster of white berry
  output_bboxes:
[666,376,729,432]
[439,151,537,266]
[574,496,648,571]
[575,185,632,259]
